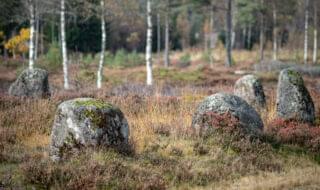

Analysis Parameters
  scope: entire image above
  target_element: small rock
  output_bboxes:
[9,68,50,98]
[191,93,263,136]
[276,69,315,123]
[50,98,130,161]
[234,74,266,110]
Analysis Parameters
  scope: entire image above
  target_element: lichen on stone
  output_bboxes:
[286,69,304,86]
[74,99,113,109]
[83,109,103,128]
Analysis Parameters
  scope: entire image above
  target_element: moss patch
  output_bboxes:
[287,69,304,86]
[74,99,113,128]
[74,99,112,109]
[83,109,103,127]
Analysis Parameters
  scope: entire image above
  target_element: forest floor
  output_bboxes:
[1,50,320,189]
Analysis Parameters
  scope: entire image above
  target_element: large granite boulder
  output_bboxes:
[191,93,263,136]
[50,98,130,161]
[276,69,315,123]
[234,74,266,110]
[9,68,50,98]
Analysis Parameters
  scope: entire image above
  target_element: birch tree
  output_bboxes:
[61,0,69,89]
[97,0,106,89]
[226,0,233,67]
[209,4,214,66]
[272,1,278,61]
[313,0,318,64]
[34,1,39,61]
[157,12,161,55]
[304,0,310,64]
[146,0,153,86]
[164,0,170,67]
[259,0,265,62]
[28,0,35,70]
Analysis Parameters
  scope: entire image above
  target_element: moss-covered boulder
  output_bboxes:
[191,93,263,136]
[234,74,266,110]
[9,68,50,98]
[50,98,130,161]
[276,69,315,123]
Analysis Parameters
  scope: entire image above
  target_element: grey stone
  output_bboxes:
[50,98,130,161]
[191,93,263,136]
[234,74,266,110]
[9,68,50,98]
[276,69,315,123]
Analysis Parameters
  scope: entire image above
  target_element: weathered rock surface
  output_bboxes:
[234,74,266,110]
[276,69,315,123]
[9,68,50,98]
[191,93,263,136]
[50,98,130,161]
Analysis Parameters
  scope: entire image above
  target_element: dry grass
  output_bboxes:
[1,50,320,189]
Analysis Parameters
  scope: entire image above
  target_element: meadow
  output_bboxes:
[1,49,320,189]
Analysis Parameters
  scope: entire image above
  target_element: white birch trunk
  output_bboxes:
[61,0,69,89]
[209,6,214,66]
[226,0,233,67]
[35,12,39,60]
[247,24,252,49]
[157,13,161,55]
[28,0,35,70]
[164,4,170,68]
[242,26,246,49]
[273,5,278,61]
[304,0,310,64]
[259,0,265,62]
[97,0,106,89]
[146,0,153,85]
[313,2,318,64]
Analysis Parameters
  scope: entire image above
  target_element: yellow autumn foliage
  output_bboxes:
[4,28,30,55]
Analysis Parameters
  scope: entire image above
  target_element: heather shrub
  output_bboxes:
[266,119,320,153]
[21,150,166,190]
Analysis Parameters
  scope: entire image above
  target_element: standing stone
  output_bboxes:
[50,98,130,161]
[276,69,315,123]
[9,68,50,98]
[234,74,266,110]
[191,93,263,136]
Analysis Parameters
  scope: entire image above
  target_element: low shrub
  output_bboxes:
[106,49,144,68]
[37,42,62,71]
[266,119,320,153]
[177,53,191,68]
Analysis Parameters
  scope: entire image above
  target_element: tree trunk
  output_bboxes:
[304,0,310,64]
[247,24,252,49]
[40,24,44,55]
[146,0,153,85]
[164,1,170,68]
[61,0,69,89]
[242,26,247,49]
[209,5,214,66]
[97,0,106,89]
[28,0,35,70]
[157,13,161,55]
[35,10,39,60]
[51,19,55,43]
[225,0,232,67]
[259,0,265,62]
[313,1,318,64]
[273,3,278,61]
